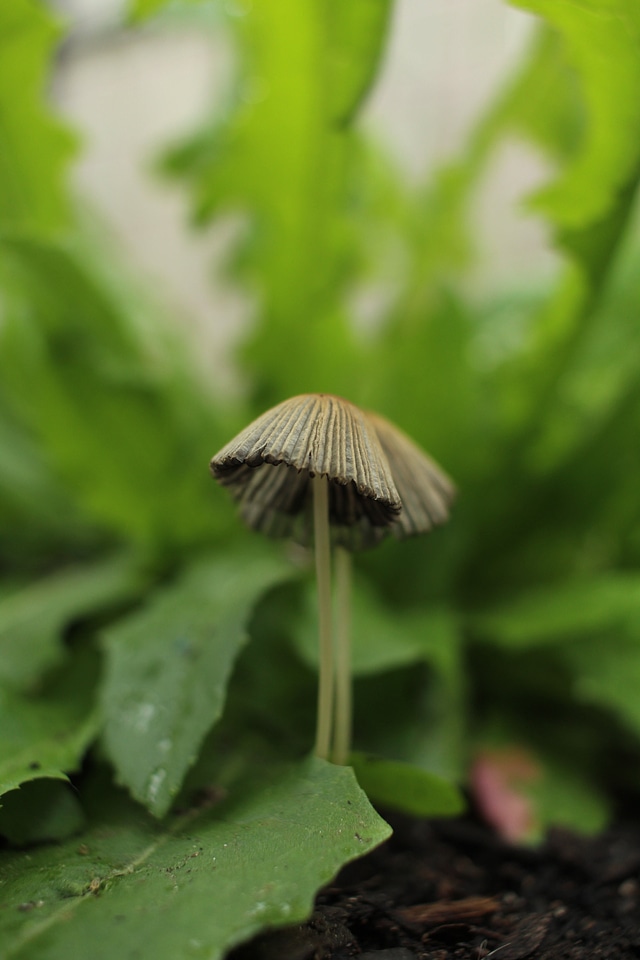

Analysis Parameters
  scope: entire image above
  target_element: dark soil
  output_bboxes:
[230,812,640,959]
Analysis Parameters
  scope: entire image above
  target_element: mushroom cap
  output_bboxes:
[366,411,456,541]
[210,394,402,550]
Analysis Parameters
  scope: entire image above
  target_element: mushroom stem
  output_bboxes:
[332,546,352,766]
[313,474,333,760]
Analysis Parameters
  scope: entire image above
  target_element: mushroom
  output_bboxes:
[210,393,401,760]
[210,394,455,765]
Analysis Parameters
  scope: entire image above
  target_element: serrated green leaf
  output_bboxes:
[0,554,145,690]
[0,780,85,846]
[162,0,392,404]
[0,651,99,798]
[509,1,640,232]
[351,752,464,819]
[101,550,294,816]
[490,26,584,162]
[0,1,76,234]
[473,574,640,648]
[326,0,394,124]
[0,757,391,960]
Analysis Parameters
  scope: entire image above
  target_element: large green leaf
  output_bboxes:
[0,554,145,690]
[101,550,294,816]
[0,1,75,234]
[351,752,464,818]
[0,651,99,798]
[0,758,391,960]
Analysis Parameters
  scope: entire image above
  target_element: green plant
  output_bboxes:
[1,0,640,956]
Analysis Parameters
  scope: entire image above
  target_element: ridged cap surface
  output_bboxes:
[210,394,402,549]
[367,411,455,540]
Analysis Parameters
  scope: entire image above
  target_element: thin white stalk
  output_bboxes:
[332,546,352,766]
[313,475,333,760]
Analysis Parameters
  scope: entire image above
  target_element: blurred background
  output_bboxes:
[2,0,640,843]
[49,0,552,388]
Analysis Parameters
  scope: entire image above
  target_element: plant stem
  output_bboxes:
[332,546,352,766]
[313,475,333,760]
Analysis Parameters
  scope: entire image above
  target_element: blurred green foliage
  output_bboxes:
[1,0,640,955]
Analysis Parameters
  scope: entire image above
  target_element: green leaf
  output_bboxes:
[0,651,99,798]
[0,758,391,959]
[0,1,75,234]
[128,0,172,20]
[0,411,83,560]
[561,631,640,738]
[489,26,585,162]
[369,291,484,485]
[503,1,640,332]
[509,1,640,233]
[0,237,227,550]
[127,0,220,23]
[0,554,145,690]
[326,0,394,124]
[101,550,294,816]
[452,7,640,464]
[473,574,640,648]
[527,755,610,839]
[0,780,85,846]
[351,752,464,819]
[163,0,394,404]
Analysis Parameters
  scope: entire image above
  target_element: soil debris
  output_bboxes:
[230,812,640,959]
